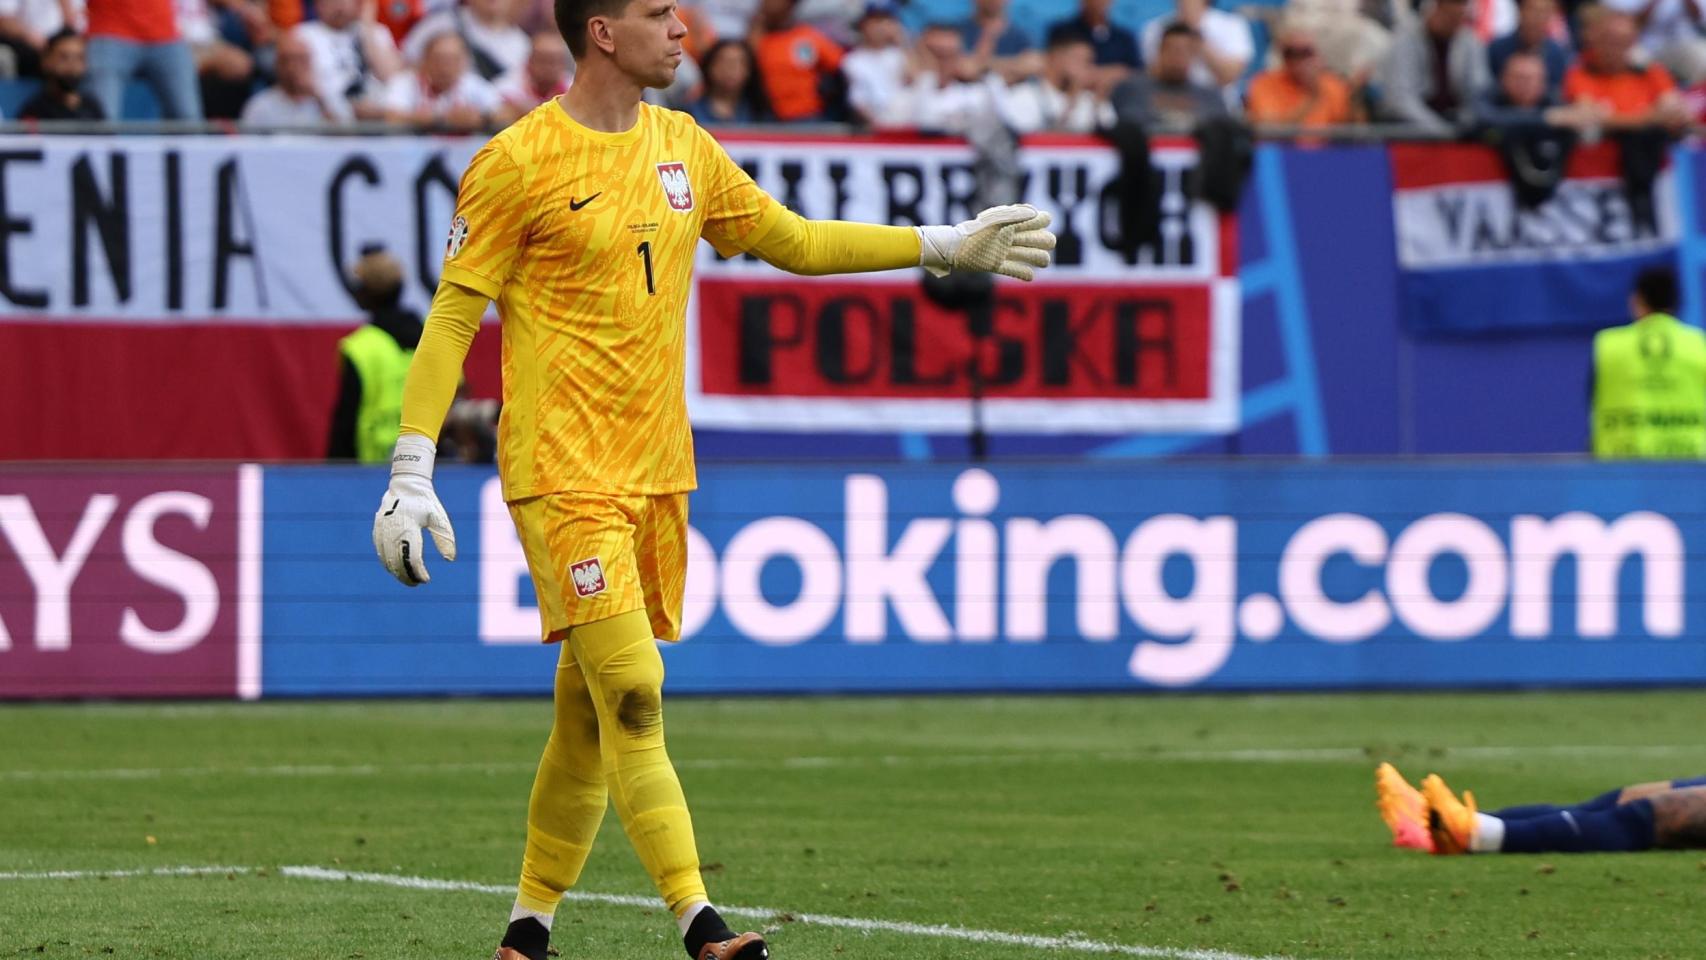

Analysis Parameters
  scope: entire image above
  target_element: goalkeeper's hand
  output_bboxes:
[372,433,457,587]
[917,204,1057,281]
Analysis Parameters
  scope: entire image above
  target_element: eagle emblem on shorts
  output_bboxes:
[656,162,693,212]
[570,557,607,598]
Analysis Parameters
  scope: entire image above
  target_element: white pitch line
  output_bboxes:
[0,865,249,881]
[0,864,1298,960]
[8,742,1706,783]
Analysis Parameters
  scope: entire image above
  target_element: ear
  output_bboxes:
[587,15,618,55]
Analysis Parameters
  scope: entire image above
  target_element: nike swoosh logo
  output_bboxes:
[570,193,601,211]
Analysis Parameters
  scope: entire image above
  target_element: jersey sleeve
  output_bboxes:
[440,141,529,300]
[1651,65,1677,96]
[817,33,845,72]
[746,209,921,275]
[398,280,489,442]
[695,124,787,257]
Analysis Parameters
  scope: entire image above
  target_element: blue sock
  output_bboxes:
[1499,799,1657,853]
[1491,803,1565,821]
[1495,788,1622,821]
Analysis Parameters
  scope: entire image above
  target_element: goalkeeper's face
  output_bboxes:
[609,0,689,89]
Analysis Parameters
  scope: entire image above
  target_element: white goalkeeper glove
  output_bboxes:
[917,204,1057,281]
[372,433,457,587]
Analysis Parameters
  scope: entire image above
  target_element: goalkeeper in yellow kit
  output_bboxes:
[368,0,1055,956]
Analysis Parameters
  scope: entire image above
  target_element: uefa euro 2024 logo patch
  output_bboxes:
[446,215,469,258]
[656,162,693,213]
[570,556,607,598]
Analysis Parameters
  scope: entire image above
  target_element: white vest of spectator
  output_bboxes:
[382,68,501,118]
[294,19,401,106]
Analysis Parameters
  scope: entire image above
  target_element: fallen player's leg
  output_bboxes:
[1376,764,1706,855]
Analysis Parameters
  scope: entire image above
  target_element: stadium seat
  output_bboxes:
[0,79,162,121]
[899,0,972,33]
[1110,0,1175,36]
[0,77,35,117]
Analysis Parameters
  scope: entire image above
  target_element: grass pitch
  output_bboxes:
[5,691,1706,960]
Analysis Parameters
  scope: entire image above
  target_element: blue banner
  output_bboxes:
[1389,142,1679,337]
[260,461,1706,696]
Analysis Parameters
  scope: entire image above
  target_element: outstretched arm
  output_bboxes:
[743,205,1056,280]
[745,210,921,276]
[696,123,1055,281]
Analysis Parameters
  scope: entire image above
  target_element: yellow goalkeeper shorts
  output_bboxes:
[507,491,689,644]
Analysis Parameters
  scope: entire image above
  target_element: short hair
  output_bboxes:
[1160,22,1200,43]
[353,246,404,310]
[43,27,81,55]
[1502,48,1543,70]
[421,29,466,58]
[1044,22,1092,50]
[555,0,632,58]
[1635,266,1680,314]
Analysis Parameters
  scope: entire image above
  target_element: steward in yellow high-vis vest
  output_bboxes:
[1592,267,1706,460]
[326,249,422,462]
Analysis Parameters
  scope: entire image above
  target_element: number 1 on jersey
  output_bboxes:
[636,241,655,295]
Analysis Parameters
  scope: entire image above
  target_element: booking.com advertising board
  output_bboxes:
[1,461,1702,699]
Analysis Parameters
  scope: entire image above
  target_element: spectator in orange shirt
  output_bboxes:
[752,0,843,120]
[376,0,426,45]
[1562,9,1688,129]
[1246,24,1356,130]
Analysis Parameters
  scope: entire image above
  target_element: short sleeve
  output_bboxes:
[1139,20,1159,67]
[1218,14,1253,63]
[1243,74,1276,122]
[695,124,786,258]
[440,141,529,300]
[367,22,401,59]
[818,34,845,72]
[1650,65,1677,95]
[379,74,413,112]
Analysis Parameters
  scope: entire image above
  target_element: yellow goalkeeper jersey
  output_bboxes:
[441,100,783,499]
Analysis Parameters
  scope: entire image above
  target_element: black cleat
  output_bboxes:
[696,932,769,960]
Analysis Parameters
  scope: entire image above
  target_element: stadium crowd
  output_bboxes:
[2,0,1703,134]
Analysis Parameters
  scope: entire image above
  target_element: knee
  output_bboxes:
[612,683,664,741]
[594,651,665,742]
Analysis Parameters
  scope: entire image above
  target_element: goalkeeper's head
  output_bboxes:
[352,248,404,312]
[556,0,688,90]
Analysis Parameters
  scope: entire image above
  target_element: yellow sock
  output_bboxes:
[516,646,610,914]
[569,609,708,914]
